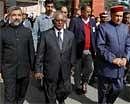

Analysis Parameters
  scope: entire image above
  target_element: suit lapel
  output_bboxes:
[50,28,61,51]
[51,28,69,52]
[79,17,85,36]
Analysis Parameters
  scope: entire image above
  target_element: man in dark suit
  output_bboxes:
[35,11,76,104]
[0,6,35,104]
[69,4,97,95]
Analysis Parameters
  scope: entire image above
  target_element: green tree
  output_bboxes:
[55,0,64,10]
[55,0,92,10]
[105,0,119,10]
[81,0,91,4]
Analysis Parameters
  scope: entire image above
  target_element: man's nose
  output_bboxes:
[16,15,21,19]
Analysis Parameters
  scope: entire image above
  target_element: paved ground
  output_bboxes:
[0,77,130,104]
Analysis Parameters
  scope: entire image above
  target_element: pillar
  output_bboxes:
[92,0,105,17]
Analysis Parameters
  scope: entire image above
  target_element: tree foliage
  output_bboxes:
[81,0,91,5]
[55,0,129,10]
[105,0,128,10]
[105,0,129,10]
[55,0,92,10]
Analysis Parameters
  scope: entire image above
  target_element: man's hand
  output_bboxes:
[120,58,127,67]
[34,72,44,80]
[0,73,3,82]
[112,58,127,67]
[112,58,122,67]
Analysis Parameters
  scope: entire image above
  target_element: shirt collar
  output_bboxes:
[54,28,64,41]
[82,18,90,24]
[109,20,121,27]
[44,14,53,19]
[54,28,64,34]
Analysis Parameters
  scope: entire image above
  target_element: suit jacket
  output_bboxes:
[69,16,97,59]
[35,28,76,82]
[97,21,130,78]
[0,24,35,79]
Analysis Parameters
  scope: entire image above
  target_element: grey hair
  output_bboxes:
[53,11,67,21]
[7,6,22,16]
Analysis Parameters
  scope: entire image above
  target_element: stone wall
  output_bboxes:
[0,1,4,19]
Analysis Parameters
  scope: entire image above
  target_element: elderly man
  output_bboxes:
[97,5,130,104]
[0,6,35,104]
[35,11,76,104]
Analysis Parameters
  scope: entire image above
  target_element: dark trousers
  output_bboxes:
[3,77,29,104]
[124,63,130,83]
[44,76,72,104]
[98,76,124,104]
[74,54,94,88]
[89,58,100,84]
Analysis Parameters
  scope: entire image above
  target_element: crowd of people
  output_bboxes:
[0,0,130,104]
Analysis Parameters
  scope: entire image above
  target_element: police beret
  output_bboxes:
[100,11,109,17]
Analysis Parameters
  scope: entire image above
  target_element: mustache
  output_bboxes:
[10,18,22,23]
[13,19,21,22]
[9,19,22,26]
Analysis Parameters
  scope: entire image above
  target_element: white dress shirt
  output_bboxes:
[54,28,64,41]
[82,18,90,24]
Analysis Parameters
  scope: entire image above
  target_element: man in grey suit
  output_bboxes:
[0,6,35,104]
[35,11,76,104]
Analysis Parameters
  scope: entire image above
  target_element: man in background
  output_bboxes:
[22,13,32,30]
[122,11,130,84]
[69,4,97,95]
[99,11,109,24]
[60,6,70,29]
[33,0,55,50]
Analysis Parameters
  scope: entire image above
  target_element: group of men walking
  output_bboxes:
[0,0,130,104]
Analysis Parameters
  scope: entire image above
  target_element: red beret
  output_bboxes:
[110,5,124,13]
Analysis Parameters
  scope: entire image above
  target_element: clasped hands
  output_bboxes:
[112,58,127,67]
[33,58,127,79]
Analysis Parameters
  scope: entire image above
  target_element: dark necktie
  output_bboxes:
[58,31,62,50]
